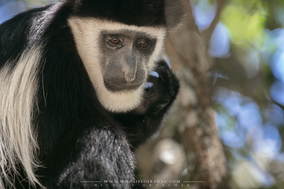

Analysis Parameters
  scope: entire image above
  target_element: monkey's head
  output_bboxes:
[68,0,184,112]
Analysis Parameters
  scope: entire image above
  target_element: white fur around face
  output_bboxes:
[68,17,166,112]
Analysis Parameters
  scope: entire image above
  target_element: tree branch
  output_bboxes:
[165,1,229,188]
[202,0,229,44]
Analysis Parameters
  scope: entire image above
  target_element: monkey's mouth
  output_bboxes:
[104,80,143,92]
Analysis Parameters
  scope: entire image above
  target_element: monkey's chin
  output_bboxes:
[96,85,145,113]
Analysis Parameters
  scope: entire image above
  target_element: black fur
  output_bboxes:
[0,1,181,188]
[72,0,165,27]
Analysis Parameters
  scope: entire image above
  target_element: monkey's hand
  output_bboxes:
[113,59,179,149]
[133,59,179,115]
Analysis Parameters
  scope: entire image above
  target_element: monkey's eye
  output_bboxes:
[138,40,150,49]
[110,37,121,45]
[106,36,124,48]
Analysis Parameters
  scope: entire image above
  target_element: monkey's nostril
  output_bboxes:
[124,72,136,82]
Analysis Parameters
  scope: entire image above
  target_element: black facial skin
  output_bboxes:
[99,30,157,92]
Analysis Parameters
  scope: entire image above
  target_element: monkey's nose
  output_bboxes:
[123,64,137,82]
[124,71,136,82]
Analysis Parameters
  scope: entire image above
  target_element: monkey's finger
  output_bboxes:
[149,71,159,78]
[143,82,153,90]
[163,55,171,69]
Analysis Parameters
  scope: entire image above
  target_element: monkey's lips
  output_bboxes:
[104,80,143,92]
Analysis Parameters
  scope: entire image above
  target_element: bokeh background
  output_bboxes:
[1,0,284,188]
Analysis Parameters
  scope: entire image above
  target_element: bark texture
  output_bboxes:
[164,1,228,188]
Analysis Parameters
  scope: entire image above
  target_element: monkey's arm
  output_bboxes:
[113,60,179,149]
[38,121,135,189]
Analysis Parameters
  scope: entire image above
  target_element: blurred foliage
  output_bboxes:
[221,1,266,46]
[206,0,284,188]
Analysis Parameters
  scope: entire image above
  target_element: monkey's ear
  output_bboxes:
[164,0,185,31]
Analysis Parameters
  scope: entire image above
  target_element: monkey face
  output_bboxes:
[100,30,158,92]
[68,18,166,112]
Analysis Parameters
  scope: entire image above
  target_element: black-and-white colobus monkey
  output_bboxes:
[0,0,184,188]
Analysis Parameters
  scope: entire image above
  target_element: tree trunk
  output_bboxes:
[165,1,229,188]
